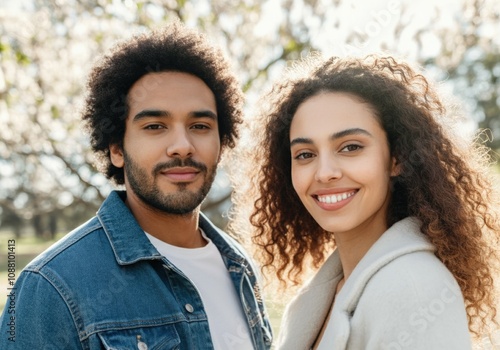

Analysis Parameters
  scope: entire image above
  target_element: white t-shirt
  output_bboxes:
[145,231,254,350]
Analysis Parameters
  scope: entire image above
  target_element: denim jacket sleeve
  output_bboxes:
[0,270,83,349]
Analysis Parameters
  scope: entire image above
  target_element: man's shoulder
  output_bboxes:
[25,216,107,272]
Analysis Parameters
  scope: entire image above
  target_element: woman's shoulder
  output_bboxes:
[348,251,471,348]
[365,250,461,302]
[353,249,467,332]
[359,217,458,297]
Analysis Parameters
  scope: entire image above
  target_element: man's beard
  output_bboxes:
[123,150,217,215]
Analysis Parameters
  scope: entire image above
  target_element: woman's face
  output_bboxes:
[289,92,399,236]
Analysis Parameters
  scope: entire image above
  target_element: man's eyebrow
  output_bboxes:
[133,109,169,122]
[191,110,218,120]
[290,127,373,147]
[132,109,218,122]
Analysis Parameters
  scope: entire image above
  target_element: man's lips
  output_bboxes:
[159,167,201,182]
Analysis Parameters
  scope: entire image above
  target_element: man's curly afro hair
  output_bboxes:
[81,22,244,185]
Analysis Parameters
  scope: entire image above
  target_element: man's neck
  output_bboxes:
[124,193,206,249]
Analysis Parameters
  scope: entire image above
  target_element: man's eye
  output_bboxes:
[192,124,210,130]
[145,124,164,130]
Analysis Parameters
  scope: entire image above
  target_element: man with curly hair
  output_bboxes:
[0,22,272,350]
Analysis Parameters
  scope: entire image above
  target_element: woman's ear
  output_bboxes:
[390,156,402,177]
[109,144,124,168]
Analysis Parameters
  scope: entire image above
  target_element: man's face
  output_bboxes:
[110,71,220,215]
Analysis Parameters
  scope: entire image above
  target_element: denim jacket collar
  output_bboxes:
[97,191,162,265]
[97,190,246,266]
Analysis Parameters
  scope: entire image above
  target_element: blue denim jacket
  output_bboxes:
[0,191,273,349]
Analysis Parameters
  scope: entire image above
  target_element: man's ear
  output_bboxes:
[109,144,124,168]
[390,156,402,177]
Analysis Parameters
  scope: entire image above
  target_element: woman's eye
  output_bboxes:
[295,152,314,160]
[340,144,363,152]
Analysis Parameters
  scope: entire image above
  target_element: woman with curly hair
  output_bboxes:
[233,55,499,349]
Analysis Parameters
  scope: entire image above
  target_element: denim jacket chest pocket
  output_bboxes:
[97,324,181,350]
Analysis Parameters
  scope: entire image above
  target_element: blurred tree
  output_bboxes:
[421,0,500,157]
[0,0,326,236]
[1,0,113,236]
[0,0,498,237]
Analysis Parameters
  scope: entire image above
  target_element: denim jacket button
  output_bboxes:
[136,335,148,350]
[184,303,194,313]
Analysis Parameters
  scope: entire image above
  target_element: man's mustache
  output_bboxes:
[153,158,207,174]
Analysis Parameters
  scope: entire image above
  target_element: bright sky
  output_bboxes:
[257,0,462,58]
[0,0,464,61]
[0,0,484,138]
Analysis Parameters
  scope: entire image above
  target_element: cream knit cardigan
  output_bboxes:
[277,217,472,350]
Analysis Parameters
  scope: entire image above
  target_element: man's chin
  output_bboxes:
[142,192,205,215]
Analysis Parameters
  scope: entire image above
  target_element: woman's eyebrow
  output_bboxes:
[290,127,373,147]
[329,127,373,140]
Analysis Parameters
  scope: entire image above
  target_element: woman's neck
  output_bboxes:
[333,216,388,286]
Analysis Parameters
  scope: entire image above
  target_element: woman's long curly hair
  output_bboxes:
[232,54,499,335]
